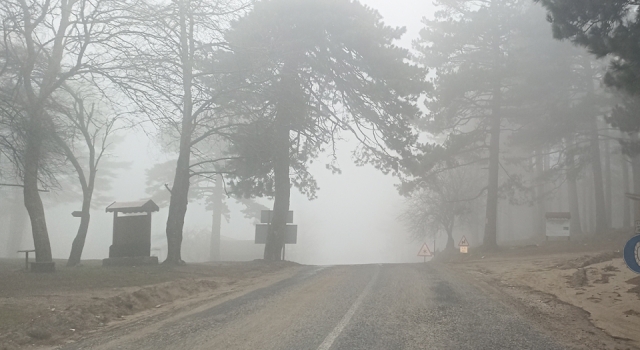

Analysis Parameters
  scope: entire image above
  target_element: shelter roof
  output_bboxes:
[106,200,159,214]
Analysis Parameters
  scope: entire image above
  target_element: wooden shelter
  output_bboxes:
[103,200,160,266]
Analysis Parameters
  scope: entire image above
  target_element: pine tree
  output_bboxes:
[217,0,428,260]
[415,0,528,248]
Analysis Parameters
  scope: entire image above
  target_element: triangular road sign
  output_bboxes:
[417,243,433,257]
[458,236,469,247]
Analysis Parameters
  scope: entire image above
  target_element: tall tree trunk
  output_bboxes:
[165,0,194,265]
[17,0,78,269]
[589,174,597,233]
[67,192,93,266]
[445,221,455,252]
[23,115,52,263]
[264,120,290,261]
[484,23,503,249]
[209,175,224,262]
[583,59,607,234]
[581,177,590,233]
[484,110,500,249]
[264,61,296,261]
[535,149,546,238]
[58,125,97,267]
[622,151,632,228]
[483,58,502,250]
[589,115,607,234]
[165,140,192,265]
[604,134,612,227]
[565,138,582,236]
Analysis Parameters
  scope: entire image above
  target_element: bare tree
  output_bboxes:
[400,167,479,252]
[1,0,129,267]
[102,0,249,265]
[51,87,118,266]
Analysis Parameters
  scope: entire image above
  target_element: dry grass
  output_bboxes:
[0,259,298,349]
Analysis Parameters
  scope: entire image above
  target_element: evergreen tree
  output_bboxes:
[508,4,612,235]
[537,0,640,95]
[218,0,427,260]
[414,0,527,248]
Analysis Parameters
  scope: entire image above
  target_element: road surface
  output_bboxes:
[59,263,565,350]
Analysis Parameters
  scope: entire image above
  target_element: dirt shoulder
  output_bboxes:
[0,259,301,350]
[447,233,640,350]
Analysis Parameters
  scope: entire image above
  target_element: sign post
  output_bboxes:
[255,210,297,260]
[417,243,433,262]
[458,236,469,254]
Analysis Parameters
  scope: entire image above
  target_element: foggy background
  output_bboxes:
[3,0,624,265]
[0,1,438,265]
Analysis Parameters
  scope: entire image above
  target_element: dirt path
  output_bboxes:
[452,250,640,350]
[0,260,301,350]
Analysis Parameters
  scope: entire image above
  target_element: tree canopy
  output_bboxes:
[217,0,428,259]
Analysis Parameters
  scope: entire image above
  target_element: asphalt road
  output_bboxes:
[60,263,565,350]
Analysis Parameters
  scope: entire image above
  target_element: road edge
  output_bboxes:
[443,263,638,350]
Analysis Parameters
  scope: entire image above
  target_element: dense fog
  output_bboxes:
[1,0,638,266]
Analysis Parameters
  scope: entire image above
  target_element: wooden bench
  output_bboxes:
[17,249,36,270]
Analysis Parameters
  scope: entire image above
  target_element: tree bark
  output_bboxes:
[589,115,607,234]
[535,149,546,238]
[483,21,503,249]
[622,151,632,228]
[56,113,98,267]
[581,177,590,233]
[23,113,52,263]
[264,60,296,261]
[565,137,583,236]
[445,218,455,252]
[604,134,612,227]
[18,0,77,268]
[483,83,501,249]
[264,120,290,261]
[164,0,195,265]
[165,144,191,265]
[67,196,91,266]
[583,59,607,235]
[209,175,224,262]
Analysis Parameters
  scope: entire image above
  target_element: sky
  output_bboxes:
[13,0,439,265]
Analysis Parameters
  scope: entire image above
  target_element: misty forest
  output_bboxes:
[2,0,640,267]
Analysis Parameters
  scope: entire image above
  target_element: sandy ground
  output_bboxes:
[0,259,301,350]
[452,234,640,349]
